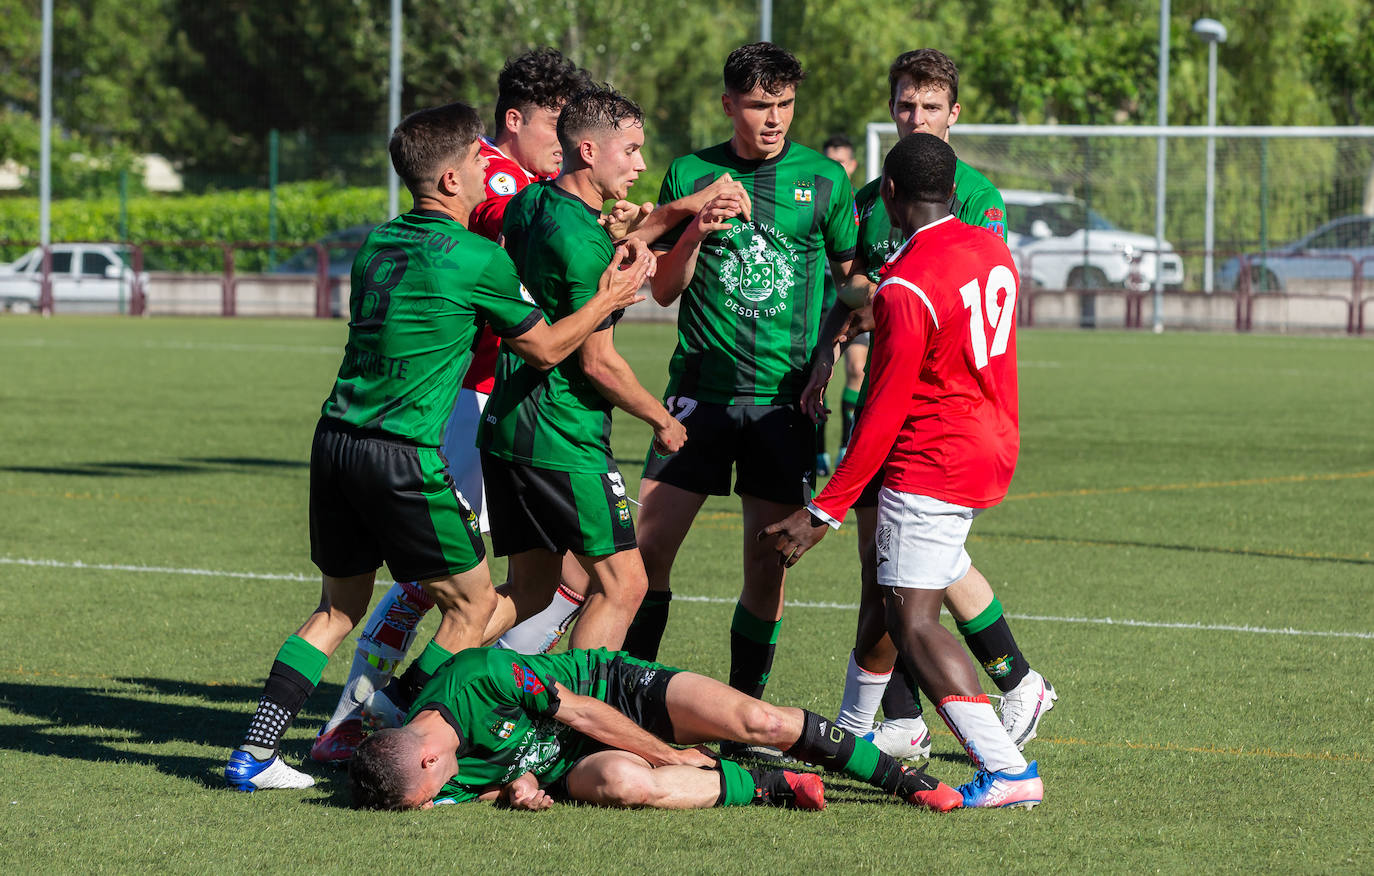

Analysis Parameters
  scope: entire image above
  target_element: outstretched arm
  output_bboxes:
[551,683,715,768]
[579,329,686,454]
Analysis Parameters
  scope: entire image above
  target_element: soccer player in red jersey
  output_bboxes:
[762,133,1043,809]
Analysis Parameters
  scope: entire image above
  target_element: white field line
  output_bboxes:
[6,555,1372,641]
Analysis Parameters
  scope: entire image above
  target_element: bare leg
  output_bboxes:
[635,478,707,596]
[664,672,805,747]
[738,495,796,622]
[943,565,995,622]
[481,550,564,644]
[564,750,723,809]
[295,571,378,654]
[571,548,648,650]
[851,505,897,673]
[416,561,499,655]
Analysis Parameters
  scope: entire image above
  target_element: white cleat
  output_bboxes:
[360,686,406,731]
[864,716,933,761]
[996,670,1058,750]
[225,750,315,791]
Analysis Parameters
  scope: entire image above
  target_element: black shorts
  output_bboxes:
[482,453,637,558]
[308,418,485,582]
[854,468,884,509]
[641,400,815,506]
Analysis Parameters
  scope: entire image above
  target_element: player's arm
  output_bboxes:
[579,328,686,454]
[960,185,1008,243]
[476,772,553,811]
[624,173,752,247]
[649,191,748,306]
[502,244,651,370]
[549,682,715,768]
[799,259,870,422]
[761,282,930,565]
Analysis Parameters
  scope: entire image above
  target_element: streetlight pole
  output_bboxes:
[1193,18,1227,295]
[1153,0,1170,333]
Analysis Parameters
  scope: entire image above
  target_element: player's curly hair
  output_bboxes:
[388,102,483,197]
[888,49,959,107]
[495,47,594,130]
[349,728,422,811]
[884,133,957,205]
[556,86,644,156]
[724,42,805,96]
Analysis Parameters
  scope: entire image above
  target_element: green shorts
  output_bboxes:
[481,453,637,557]
[309,418,485,581]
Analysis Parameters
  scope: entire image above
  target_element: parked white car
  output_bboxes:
[1002,190,1185,291]
[0,243,147,312]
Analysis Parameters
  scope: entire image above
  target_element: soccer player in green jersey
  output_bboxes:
[349,647,962,812]
[804,50,1055,762]
[478,87,710,653]
[623,45,858,738]
[225,101,651,792]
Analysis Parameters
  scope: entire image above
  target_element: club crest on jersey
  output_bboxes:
[491,719,517,740]
[511,663,546,695]
[717,223,798,317]
[615,498,631,525]
[489,172,518,196]
[985,221,1006,239]
[983,207,1004,221]
[793,187,812,203]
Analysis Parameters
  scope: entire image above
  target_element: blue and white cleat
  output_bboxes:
[957,761,1043,809]
[225,749,315,792]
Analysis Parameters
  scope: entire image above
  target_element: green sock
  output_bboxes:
[728,603,782,698]
[716,759,756,807]
[955,596,1003,636]
[277,634,329,685]
[415,639,454,676]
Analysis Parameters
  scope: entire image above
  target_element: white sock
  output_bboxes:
[836,651,892,734]
[935,694,1028,774]
[496,582,586,653]
[322,580,433,732]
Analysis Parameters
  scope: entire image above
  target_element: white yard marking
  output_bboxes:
[5,555,1371,640]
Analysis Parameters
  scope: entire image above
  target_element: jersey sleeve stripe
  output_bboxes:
[876,276,940,329]
[493,309,544,338]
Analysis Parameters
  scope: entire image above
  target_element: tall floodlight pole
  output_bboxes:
[1153,0,1170,332]
[387,0,402,218]
[1193,18,1227,295]
[760,0,772,42]
[40,0,52,252]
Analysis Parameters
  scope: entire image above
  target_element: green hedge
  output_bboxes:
[0,183,390,272]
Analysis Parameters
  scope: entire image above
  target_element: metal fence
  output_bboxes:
[866,123,1374,333]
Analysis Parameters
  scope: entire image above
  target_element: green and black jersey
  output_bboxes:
[854,158,1006,282]
[320,210,543,447]
[414,647,653,804]
[478,182,619,474]
[656,141,858,405]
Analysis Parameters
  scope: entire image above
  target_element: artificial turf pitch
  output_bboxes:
[0,316,1370,872]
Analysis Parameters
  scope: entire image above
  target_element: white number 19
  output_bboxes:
[958,264,1018,370]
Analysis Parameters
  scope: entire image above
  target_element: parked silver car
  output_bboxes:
[1217,214,1374,292]
[0,243,147,312]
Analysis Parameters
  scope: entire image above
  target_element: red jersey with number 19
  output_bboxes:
[810,214,1020,519]
[463,138,542,393]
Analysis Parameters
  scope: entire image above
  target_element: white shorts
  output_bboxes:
[874,487,981,590]
[441,388,490,533]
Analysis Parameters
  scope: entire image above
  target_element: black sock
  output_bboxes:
[751,769,793,807]
[728,603,781,699]
[241,661,316,758]
[783,710,937,797]
[840,399,858,447]
[963,616,1030,693]
[623,590,672,661]
[880,660,924,720]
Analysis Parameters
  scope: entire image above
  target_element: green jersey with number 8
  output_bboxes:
[320,209,543,447]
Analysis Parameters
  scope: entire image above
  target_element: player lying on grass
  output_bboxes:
[761,133,1044,809]
[224,101,650,793]
[348,647,964,812]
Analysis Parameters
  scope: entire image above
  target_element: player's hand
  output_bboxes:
[602,200,655,239]
[757,508,830,568]
[687,191,748,239]
[597,243,651,311]
[665,745,718,769]
[690,174,752,223]
[800,346,836,424]
[498,772,553,811]
[837,305,874,343]
[652,412,688,455]
[620,237,658,278]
